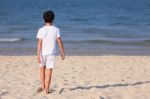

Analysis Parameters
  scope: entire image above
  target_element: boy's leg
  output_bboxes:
[45,68,52,93]
[40,67,46,89]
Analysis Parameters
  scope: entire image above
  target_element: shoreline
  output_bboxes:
[1,53,150,56]
[1,45,150,56]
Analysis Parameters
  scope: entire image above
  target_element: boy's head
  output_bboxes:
[43,10,54,23]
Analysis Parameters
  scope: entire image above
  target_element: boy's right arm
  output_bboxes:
[57,37,65,60]
[37,38,42,63]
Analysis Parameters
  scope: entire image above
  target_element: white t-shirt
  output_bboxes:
[36,25,60,55]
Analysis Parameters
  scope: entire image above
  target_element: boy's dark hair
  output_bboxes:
[43,10,54,23]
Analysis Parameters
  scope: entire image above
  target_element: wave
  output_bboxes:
[0,38,23,43]
[66,39,150,46]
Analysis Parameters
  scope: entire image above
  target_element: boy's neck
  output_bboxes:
[45,22,53,26]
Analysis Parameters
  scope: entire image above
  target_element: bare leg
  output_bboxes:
[40,67,46,90]
[45,68,52,94]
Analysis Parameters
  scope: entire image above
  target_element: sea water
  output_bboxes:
[0,0,150,55]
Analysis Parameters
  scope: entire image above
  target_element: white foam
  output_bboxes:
[0,38,22,42]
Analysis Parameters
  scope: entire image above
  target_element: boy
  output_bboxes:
[36,10,65,94]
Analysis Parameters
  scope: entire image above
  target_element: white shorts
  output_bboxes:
[40,55,55,69]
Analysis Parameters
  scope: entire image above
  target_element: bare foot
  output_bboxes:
[36,87,43,94]
[45,89,52,94]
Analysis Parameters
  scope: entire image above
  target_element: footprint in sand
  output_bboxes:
[59,88,64,94]
[73,70,77,73]
[0,92,9,97]
[73,81,77,83]
[99,96,104,99]
[64,79,69,82]
[63,83,69,86]
[64,73,68,75]
[83,67,87,70]
[72,77,76,79]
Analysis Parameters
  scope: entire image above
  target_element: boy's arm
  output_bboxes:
[57,37,65,60]
[37,38,42,63]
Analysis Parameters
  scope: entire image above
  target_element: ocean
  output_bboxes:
[0,0,150,55]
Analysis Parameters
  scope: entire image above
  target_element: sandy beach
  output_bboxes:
[0,55,150,99]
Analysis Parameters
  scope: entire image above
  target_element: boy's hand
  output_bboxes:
[37,55,41,63]
[61,53,65,60]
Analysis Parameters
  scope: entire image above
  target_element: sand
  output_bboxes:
[0,55,150,99]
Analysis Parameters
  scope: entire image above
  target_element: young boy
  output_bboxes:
[36,10,65,94]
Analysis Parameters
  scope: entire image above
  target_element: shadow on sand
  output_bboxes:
[69,81,150,91]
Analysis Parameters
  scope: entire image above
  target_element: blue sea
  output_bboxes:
[0,0,150,55]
